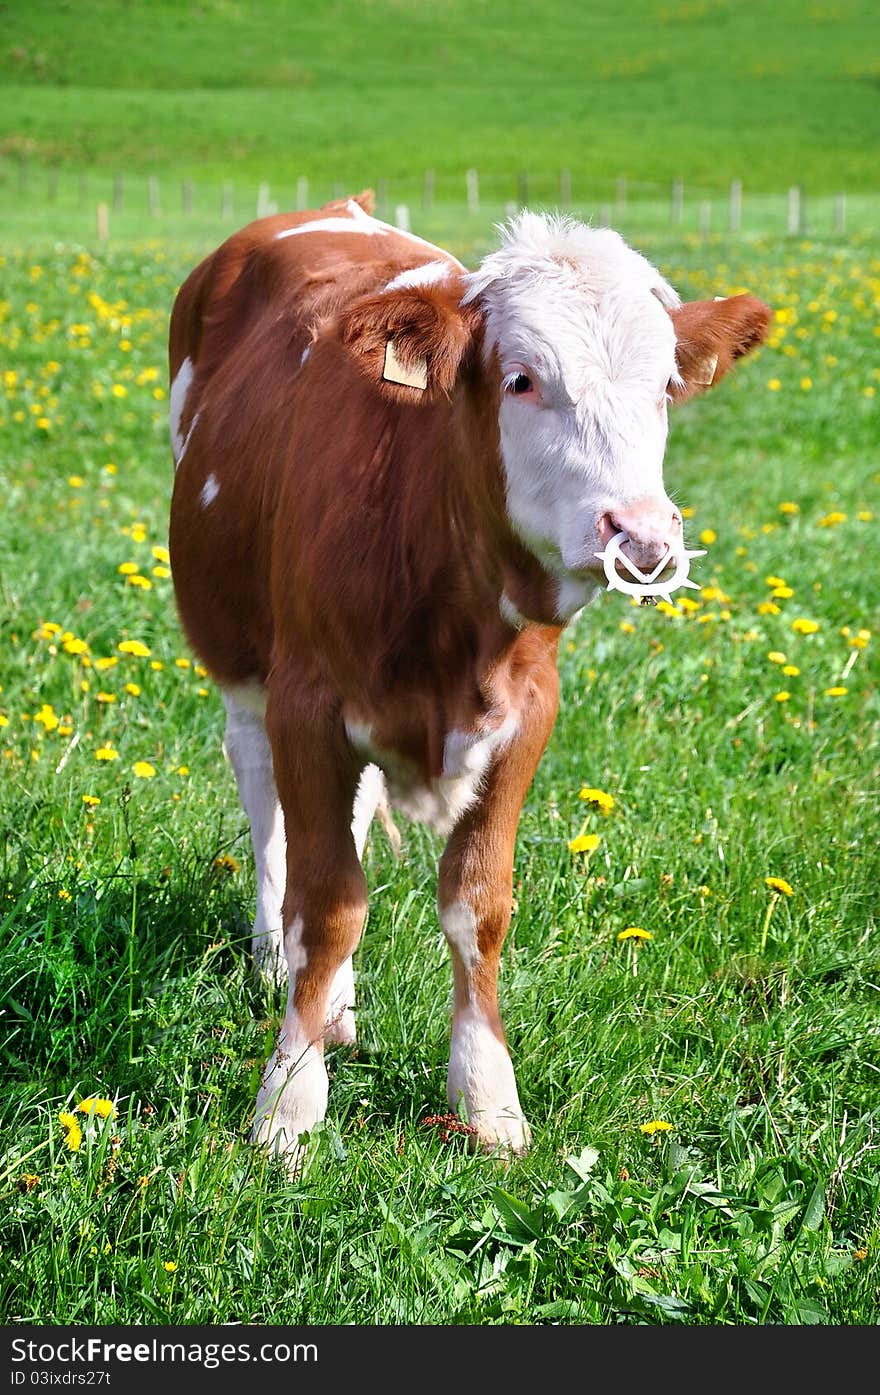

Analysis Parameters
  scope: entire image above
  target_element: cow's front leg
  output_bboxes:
[438,681,558,1156]
[252,684,367,1163]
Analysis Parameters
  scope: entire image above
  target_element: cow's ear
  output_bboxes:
[669,294,772,402]
[339,279,478,401]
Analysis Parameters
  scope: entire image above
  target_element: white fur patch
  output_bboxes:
[346,711,518,835]
[447,1007,530,1153]
[439,901,479,971]
[275,200,464,268]
[200,473,220,508]
[169,356,194,465]
[499,591,528,631]
[383,259,451,293]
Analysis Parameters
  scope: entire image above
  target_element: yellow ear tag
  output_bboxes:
[693,352,718,387]
[383,338,428,390]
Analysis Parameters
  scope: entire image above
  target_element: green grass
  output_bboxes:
[0,223,878,1324]
[2,0,879,191]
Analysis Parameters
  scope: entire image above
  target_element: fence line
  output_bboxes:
[1,157,873,243]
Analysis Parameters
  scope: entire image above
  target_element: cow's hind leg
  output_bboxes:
[222,689,286,984]
[438,674,558,1156]
[252,677,368,1165]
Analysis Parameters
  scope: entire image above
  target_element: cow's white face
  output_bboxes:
[464,216,684,620]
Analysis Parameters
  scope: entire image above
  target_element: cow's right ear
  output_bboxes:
[338,279,479,401]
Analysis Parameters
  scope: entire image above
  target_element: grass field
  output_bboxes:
[0,223,878,1325]
[2,0,879,192]
[1,0,878,1332]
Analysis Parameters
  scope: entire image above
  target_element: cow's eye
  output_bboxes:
[507,373,533,395]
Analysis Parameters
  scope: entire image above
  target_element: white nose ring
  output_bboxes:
[595,531,705,604]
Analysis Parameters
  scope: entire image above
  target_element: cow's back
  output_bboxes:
[168,193,456,689]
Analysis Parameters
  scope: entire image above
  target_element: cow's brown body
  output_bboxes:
[169,194,769,1160]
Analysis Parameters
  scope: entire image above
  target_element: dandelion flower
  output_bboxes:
[568,833,601,854]
[767,651,787,664]
[95,746,118,761]
[163,1261,178,1273]
[824,686,848,697]
[76,1097,117,1119]
[639,1120,673,1134]
[617,927,652,941]
[118,640,151,657]
[782,665,800,677]
[774,691,791,702]
[764,876,794,896]
[213,853,241,876]
[579,787,615,814]
[82,794,100,807]
[778,502,800,515]
[791,618,819,634]
[699,529,717,545]
[58,1111,82,1152]
[132,761,156,779]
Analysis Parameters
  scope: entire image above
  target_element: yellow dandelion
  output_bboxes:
[782,665,800,677]
[213,853,241,876]
[58,1111,82,1152]
[767,651,787,664]
[772,586,794,599]
[124,682,141,697]
[126,575,152,590]
[824,686,848,697]
[765,575,787,588]
[95,691,117,705]
[856,510,873,522]
[151,545,170,564]
[82,794,100,807]
[175,657,191,669]
[76,1097,117,1119]
[19,1174,41,1192]
[792,618,819,634]
[758,601,781,616]
[118,562,138,575]
[132,761,156,779]
[579,787,615,814]
[619,620,635,634]
[163,1261,178,1273]
[767,379,781,391]
[568,833,601,855]
[118,640,151,657]
[774,691,791,702]
[176,765,190,776]
[94,656,118,671]
[699,529,717,545]
[639,1120,673,1134]
[818,512,846,528]
[67,476,84,488]
[95,746,119,761]
[778,502,800,515]
[617,927,652,941]
[765,876,794,897]
[800,377,812,390]
[34,704,59,731]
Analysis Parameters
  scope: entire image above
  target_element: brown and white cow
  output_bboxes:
[168,192,769,1161]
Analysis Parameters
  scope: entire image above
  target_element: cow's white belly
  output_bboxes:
[343,713,519,835]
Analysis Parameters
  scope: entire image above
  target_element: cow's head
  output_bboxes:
[339,214,771,622]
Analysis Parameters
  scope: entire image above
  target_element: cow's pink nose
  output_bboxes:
[599,501,682,574]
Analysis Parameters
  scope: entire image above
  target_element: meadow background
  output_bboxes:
[1,0,878,1326]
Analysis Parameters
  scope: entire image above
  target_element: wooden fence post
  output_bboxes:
[699,200,712,239]
[787,186,801,235]
[466,168,479,215]
[670,178,683,225]
[96,203,109,243]
[833,192,846,234]
[394,203,410,232]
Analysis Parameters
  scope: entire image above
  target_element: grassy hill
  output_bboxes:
[1,0,878,192]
